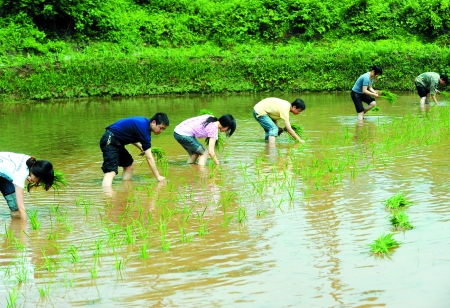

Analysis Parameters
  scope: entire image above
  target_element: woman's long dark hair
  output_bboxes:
[203,114,236,137]
[26,157,54,192]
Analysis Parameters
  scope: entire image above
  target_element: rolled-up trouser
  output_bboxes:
[0,177,18,211]
[253,109,279,141]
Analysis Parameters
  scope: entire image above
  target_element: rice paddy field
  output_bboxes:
[0,92,449,307]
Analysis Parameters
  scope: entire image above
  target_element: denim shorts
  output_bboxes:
[174,132,206,156]
[0,176,18,211]
[100,130,133,174]
[253,109,279,140]
[351,91,375,113]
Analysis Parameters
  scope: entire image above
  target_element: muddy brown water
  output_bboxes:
[0,92,449,307]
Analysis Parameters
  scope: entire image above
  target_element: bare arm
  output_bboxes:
[144,148,165,181]
[363,85,379,98]
[432,94,439,106]
[207,138,220,165]
[284,120,305,144]
[14,185,27,220]
[133,142,144,154]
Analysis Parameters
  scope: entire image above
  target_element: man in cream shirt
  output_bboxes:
[253,97,306,147]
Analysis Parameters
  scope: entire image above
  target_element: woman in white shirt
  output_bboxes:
[0,152,54,220]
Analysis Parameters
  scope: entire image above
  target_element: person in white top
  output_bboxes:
[0,152,54,220]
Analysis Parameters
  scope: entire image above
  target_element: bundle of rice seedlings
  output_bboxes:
[52,169,68,192]
[389,210,414,230]
[284,123,304,140]
[383,192,413,210]
[379,90,398,105]
[151,147,166,161]
[368,233,400,255]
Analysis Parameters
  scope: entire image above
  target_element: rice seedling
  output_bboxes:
[140,242,150,259]
[389,210,414,230]
[113,250,124,270]
[379,90,398,105]
[221,213,235,227]
[67,244,81,263]
[88,255,99,278]
[14,256,30,283]
[37,280,52,297]
[40,249,59,272]
[159,218,171,251]
[1,265,12,281]
[384,192,413,210]
[27,208,41,230]
[6,286,19,308]
[256,208,268,217]
[198,223,209,236]
[440,91,449,102]
[178,220,194,243]
[4,223,15,241]
[237,207,247,223]
[93,239,104,256]
[124,224,136,244]
[371,105,380,112]
[368,233,400,255]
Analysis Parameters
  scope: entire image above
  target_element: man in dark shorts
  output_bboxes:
[350,65,382,121]
[414,72,448,110]
[100,113,169,187]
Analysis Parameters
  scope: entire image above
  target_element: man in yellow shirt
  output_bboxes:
[253,97,305,147]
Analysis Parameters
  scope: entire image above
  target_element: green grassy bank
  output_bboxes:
[1,40,450,101]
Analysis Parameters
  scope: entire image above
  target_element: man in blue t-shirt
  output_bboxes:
[100,113,169,187]
[351,65,382,121]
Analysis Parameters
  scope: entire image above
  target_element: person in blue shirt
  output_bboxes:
[100,113,169,187]
[351,65,383,121]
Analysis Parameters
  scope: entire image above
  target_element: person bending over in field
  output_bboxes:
[0,152,54,220]
[100,113,169,186]
[414,72,448,111]
[174,114,236,165]
[351,65,382,121]
[253,97,305,147]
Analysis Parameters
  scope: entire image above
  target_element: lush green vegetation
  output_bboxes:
[1,0,450,100]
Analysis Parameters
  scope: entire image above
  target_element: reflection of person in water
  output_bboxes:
[0,152,55,220]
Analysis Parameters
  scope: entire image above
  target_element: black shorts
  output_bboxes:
[100,130,133,174]
[415,84,430,98]
[351,91,375,113]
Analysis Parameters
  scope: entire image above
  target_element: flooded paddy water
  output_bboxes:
[0,92,449,307]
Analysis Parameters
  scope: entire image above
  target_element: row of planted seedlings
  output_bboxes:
[368,192,414,255]
[234,104,450,249]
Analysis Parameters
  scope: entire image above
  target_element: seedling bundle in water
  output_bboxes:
[389,210,414,230]
[368,233,400,255]
[384,192,413,210]
[379,90,398,105]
